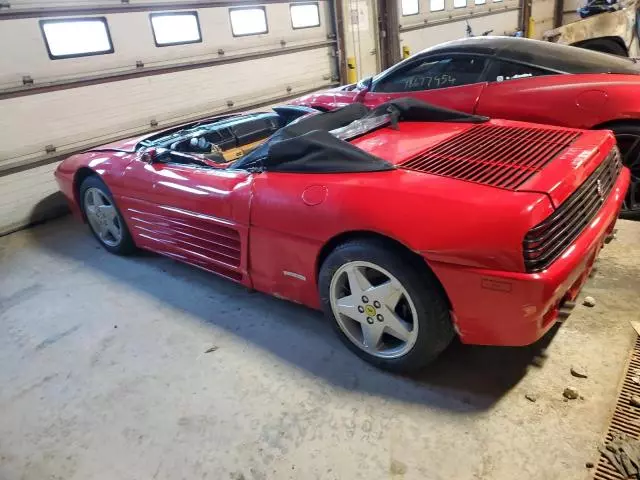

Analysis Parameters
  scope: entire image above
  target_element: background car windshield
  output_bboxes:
[374,55,487,92]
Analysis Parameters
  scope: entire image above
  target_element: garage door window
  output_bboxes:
[230,7,268,36]
[375,55,488,93]
[150,12,202,47]
[454,0,467,8]
[430,0,445,11]
[40,18,113,59]
[402,0,419,15]
[290,2,321,28]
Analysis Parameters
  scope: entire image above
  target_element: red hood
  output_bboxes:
[351,119,615,208]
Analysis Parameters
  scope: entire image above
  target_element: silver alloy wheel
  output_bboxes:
[83,187,122,247]
[329,261,419,359]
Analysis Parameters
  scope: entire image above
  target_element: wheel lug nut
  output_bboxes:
[376,314,384,322]
[362,295,369,303]
[366,317,374,324]
[357,306,365,313]
[373,301,381,308]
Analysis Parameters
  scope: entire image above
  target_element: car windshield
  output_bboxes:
[139,114,243,148]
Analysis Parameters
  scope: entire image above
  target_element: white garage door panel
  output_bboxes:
[0,47,333,171]
[0,3,334,89]
[0,163,65,237]
[400,10,519,53]
[8,0,233,6]
[0,1,337,235]
[9,0,122,6]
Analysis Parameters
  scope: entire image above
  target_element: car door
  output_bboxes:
[362,53,491,113]
[118,152,253,286]
[474,58,563,125]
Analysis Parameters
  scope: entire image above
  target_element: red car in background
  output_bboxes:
[55,100,628,372]
[292,36,640,214]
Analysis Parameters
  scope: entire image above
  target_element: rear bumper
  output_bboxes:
[430,166,630,346]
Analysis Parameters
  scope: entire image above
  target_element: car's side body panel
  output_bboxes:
[294,73,640,131]
[475,74,640,129]
[116,160,253,285]
[291,38,640,132]
[248,170,552,310]
[54,150,135,219]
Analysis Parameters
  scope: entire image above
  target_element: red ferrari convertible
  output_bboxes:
[291,37,640,214]
[55,99,629,372]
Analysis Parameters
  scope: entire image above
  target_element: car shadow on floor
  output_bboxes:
[27,216,562,414]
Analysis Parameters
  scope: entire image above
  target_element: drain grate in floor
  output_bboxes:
[593,335,640,480]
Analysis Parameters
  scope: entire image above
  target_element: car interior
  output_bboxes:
[142,106,317,166]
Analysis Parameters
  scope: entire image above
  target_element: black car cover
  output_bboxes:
[262,130,393,173]
[366,97,488,124]
[234,98,486,173]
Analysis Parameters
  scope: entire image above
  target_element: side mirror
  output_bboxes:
[357,76,373,91]
[140,147,158,163]
[354,76,373,103]
[140,147,169,163]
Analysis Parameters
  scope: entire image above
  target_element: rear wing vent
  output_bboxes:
[399,124,580,190]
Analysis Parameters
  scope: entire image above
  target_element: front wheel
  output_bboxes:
[79,175,136,254]
[609,123,640,216]
[318,239,454,372]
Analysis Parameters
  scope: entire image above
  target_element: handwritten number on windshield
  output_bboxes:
[404,74,456,90]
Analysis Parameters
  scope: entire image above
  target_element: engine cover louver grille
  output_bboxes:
[400,124,581,190]
[523,148,622,273]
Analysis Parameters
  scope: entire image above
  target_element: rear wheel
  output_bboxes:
[319,239,454,372]
[608,123,640,216]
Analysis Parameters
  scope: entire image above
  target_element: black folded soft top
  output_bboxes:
[234,98,488,173]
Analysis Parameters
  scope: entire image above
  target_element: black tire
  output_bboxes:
[318,239,454,372]
[603,122,640,217]
[578,38,627,56]
[79,175,136,255]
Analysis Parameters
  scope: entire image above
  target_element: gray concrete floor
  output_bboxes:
[1,217,639,480]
